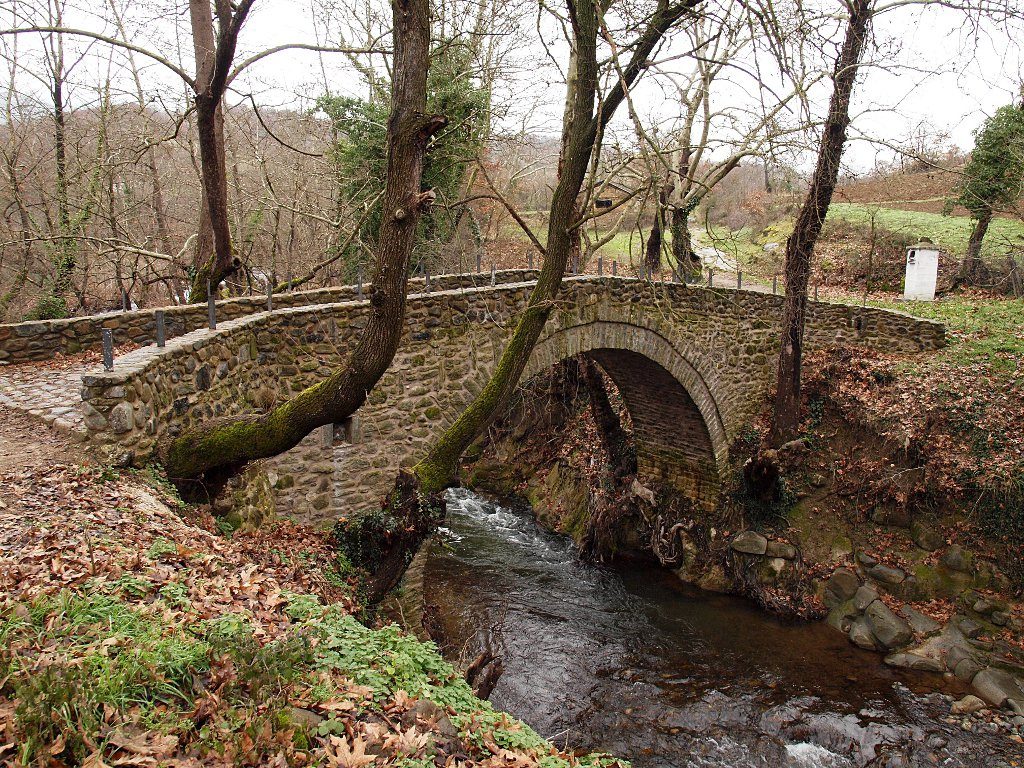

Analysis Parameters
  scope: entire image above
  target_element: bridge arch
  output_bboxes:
[523,321,729,509]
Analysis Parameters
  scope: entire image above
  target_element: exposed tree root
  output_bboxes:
[331,470,445,603]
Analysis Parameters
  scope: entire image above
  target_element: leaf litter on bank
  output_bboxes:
[0,460,627,768]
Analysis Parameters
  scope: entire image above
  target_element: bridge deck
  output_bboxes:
[0,272,942,463]
[0,270,544,442]
[0,362,90,439]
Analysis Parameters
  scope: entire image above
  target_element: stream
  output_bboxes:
[421,488,1018,768]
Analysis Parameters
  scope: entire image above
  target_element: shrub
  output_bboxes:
[24,295,68,321]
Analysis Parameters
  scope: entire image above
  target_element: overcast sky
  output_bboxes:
[6,0,1024,174]
[242,0,1024,172]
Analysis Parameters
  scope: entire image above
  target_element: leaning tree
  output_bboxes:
[772,0,1023,443]
[161,0,446,481]
[336,0,703,599]
[772,0,873,442]
[946,102,1024,285]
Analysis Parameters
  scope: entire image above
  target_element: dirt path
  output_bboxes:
[0,404,87,475]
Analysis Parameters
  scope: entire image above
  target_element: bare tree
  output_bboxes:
[598,0,816,277]
[771,0,1021,440]
[1,1,380,304]
[162,0,447,480]
[772,0,873,442]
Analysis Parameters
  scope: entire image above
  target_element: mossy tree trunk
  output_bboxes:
[343,0,699,601]
[959,207,991,285]
[164,0,446,481]
[672,207,705,279]
[645,182,672,276]
[411,0,699,494]
[772,0,872,443]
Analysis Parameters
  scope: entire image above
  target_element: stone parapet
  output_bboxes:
[0,270,541,363]
[65,276,943,523]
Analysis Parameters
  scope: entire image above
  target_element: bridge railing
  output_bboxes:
[76,279,541,456]
[73,277,944,462]
[0,269,540,364]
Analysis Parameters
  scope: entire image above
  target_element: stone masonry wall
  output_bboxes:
[69,277,944,525]
[0,270,539,363]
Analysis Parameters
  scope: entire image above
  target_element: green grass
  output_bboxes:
[586,230,641,266]
[504,200,1024,280]
[827,203,1024,262]
[3,591,210,761]
[868,295,1024,370]
[2,587,626,767]
[703,225,782,275]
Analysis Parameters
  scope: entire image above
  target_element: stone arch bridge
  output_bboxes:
[0,271,944,523]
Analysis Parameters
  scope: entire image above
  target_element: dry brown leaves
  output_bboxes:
[0,462,349,624]
[805,347,1024,501]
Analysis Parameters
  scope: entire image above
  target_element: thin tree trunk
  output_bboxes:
[189,0,217,289]
[187,0,241,302]
[412,0,696,494]
[772,0,872,443]
[1,155,34,321]
[49,27,74,309]
[165,0,446,480]
[1008,254,1023,297]
[190,95,235,299]
[108,0,175,285]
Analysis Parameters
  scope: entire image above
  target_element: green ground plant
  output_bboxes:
[868,295,1024,370]
[1,584,625,767]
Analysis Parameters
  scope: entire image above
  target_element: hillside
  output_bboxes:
[835,169,967,216]
[0,407,624,768]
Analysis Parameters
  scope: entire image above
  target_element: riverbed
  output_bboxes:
[421,488,1017,768]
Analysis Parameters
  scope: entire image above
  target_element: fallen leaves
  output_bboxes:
[325,734,377,768]
[1,455,616,768]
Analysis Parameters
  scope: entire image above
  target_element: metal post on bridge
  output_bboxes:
[425,269,431,291]
[102,329,114,371]
[490,264,496,286]
[207,281,217,330]
[612,260,617,277]
[772,275,778,295]
[528,252,534,270]
[598,255,603,276]
[814,283,819,302]
[266,280,273,311]
[155,310,166,348]
[477,253,482,273]
[707,267,713,286]
[357,267,363,299]
[121,290,129,312]
[737,271,743,290]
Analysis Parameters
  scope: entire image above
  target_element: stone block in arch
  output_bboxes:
[523,321,730,476]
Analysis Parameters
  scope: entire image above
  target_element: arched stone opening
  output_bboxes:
[524,322,727,510]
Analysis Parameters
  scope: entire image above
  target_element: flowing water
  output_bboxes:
[421,489,1019,768]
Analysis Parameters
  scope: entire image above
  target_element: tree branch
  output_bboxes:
[227,41,390,85]
[0,26,196,88]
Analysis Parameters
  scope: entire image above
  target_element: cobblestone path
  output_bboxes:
[0,361,95,439]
